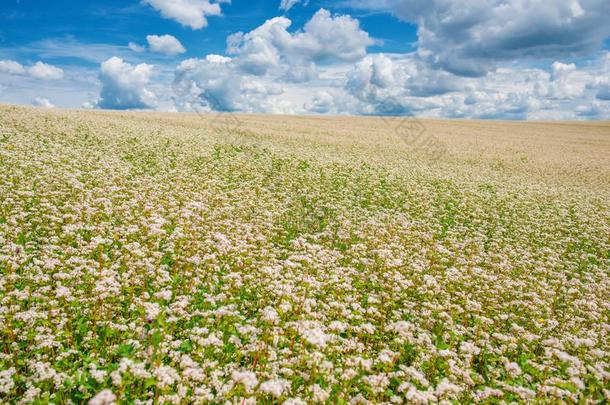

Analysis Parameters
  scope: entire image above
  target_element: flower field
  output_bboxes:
[1,104,609,404]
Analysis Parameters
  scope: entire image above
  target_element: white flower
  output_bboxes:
[405,386,436,404]
[232,370,258,393]
[459,341,480,355]
[402,366,429,388]
[279,301,292,313]
[89,367,107,384]
[423,275,438,288]
[505,362,522,377]
[302,328,330,348]
[350,393,371,404]
[475,387,503,401]
[435,379,463,398]
[362,374,390,393]
[154,365,180,388]
[143,302,161,321]
[154,289,173,301]
[260,379,291,398]
[0,368,16,394]
[377,349,397,364]
[55,285,72,299]
[283,398,306,405]
[387,321,412,337]
[311,384,330,403]
[89,389,117,405]
[262,306,280,324]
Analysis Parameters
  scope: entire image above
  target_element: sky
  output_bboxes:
[1,0,609,119]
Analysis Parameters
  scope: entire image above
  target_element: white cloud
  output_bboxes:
[96,57,156,110]
[226,17,287,75]
[297,51,610,119]
[0,60,63,80]
[147,35,187,56]
[32,97,55,108]
[27,38,136,64]
[279,0,308,11]
[0,60,26,75]
[344,54,408,114]
[283,62,318,83]
[0,64,99,109]
[173,55,284,112]
[143,0,228,30]
[304,90,336,113]
[432,56,610,119]
[551,61,576,80]
[164,6,610,120]
[348,0,610,76]
[170,9,375,114]
[2,3,609,120]
[205,54,232,64]
[340,53,465,115]
[295,9,373,62]
[128,42,146,53]
[227,9,374,76]
[27,62,64,80]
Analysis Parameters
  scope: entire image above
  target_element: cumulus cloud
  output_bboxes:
[1,2,608,119]
[348,0,610,76]
[299,50,610,119]
[282,62,318,83]
[0,60,26,75]
[304,91,335,113]
[341,53,465,115]
[344,54,409,114]
[27,62,64,80]
[143,0,228,29]
[171,9,375,114]
[96,57,156,110]
[0,60,63,80]
[173,55,284,112]
[437,57,610,119]
[544,61,589,100]
[32,97,55,108]
[173,55,241,112]
[227,9,374,75]
[164,7,609,120]
[147,34,187,55]
[173,50,610,119]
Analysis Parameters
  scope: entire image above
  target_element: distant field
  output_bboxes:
[1,104,609,403]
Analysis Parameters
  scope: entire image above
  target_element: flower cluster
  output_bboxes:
[0,105,609,403]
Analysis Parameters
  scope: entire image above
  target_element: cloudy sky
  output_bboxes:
[1,0,609,119]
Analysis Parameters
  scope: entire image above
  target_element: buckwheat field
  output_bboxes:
[1,104,609,404]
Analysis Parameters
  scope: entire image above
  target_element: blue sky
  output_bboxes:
[0,1,417,63]
[1,0,609,119]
